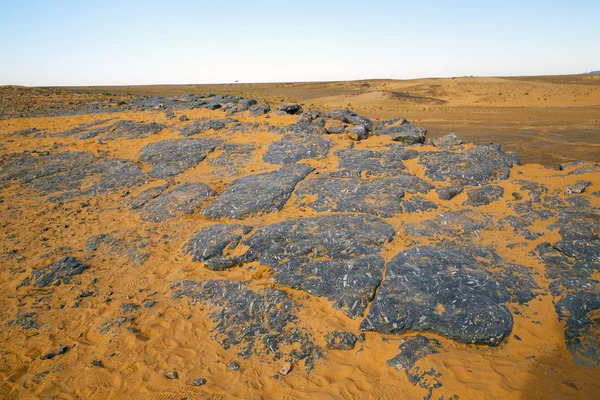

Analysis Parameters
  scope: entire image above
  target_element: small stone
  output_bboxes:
[514,334,522,341]
[512,192,523,200]
[347,125,368,141]
[565,180,592,195]
[165,371,178,379]
[356,333,366,342]
[279,362,292,376]
[179,115,189,122]
[192,378,207,386]
[226,361,240,371]
[92,360,104,367]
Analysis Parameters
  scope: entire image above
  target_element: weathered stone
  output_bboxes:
[324,119,346,134]
[296,175,432,217]
[325,331,357,350]
[401,196,438,214]
[240,214,395,318]
[347,125,368,141]
[277,104,303,115]
[373,118,427,144]
[31,257,89,287]
[192,378,207,386]
[132,183,215,222]
[431,133,463,148]
[263,134,330,165]
[565,180,592,195]
[248,104,270,117]
[172,280,322,371]
[128,184,169,210]
[560,160,600,175]
[436,185,463,201]
[183,224,253,262]
[0,151,146,200]
[139,138,218,178]
[463,185,504,206]
[165,371,178,379]
[362,244,537,345]
[404,209,494,240]
[418,145,516,186]
[334,146,419,178]
[201,164,313,219]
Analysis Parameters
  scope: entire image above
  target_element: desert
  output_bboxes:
[0,76,599,399]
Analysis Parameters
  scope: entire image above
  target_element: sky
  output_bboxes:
[1,0,599,86]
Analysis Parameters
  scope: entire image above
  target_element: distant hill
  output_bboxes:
[587,70,600,75]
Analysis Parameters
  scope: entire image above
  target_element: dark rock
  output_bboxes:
[325,331,357,350]
[121,303,141,313]
[201,164,313,219]
[560,161,600,175]
[183,224,253,262]
[263,134,330,165]
[463,185,504,206]
[7,312,40,330]
[401,196,438,214]
[139,138,218,178]
[565,180,592,195]
[436,185,463,201]
[179,115,189,122]
[96,120,164,141]
[373,118,427,144]
[347,125,368,141]
[240,214,395,318]
[192,378,207,386]
[11,127,41,137]
[85,232,151,266]
[128,184,170,210]
[277,104,303,115]
[143,300,156,308]
[40,345,69,360]
[418,145,516,186]
[204,257,236,271]
[324,119,346,134]
[172,280,322,371]
[296,175,432,217]
[404,209,493,241]
[32,257,88,287]
[361,244,538,345]
[227,362,240,371]
[0,152,145,201]
[431,133,463,148]
[334,146,419,178]
[132,183,215,222]
[248,104,270,117]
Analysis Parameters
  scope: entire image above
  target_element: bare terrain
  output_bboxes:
[0,76,599,399]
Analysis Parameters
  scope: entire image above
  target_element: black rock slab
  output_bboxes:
[132,182,215,222]
[263,134,330,165]
[418,145,517,186]
[404,209,494,241]
[171,280,322,371]
[295,175,432,217]
[240,214,395,318]
[201,164,313,219]
[31,257,89,287]
[100,120,164,140]
[0,151,145,200]
[139,138,218,178]
[361,244,538,345]
[373,118,427,144]
[183,224,253,262]
[207,143,256,177]
[334,146,419,178]
[325,331,357,350]
[463,185,505,206]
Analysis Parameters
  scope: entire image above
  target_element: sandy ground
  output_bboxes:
[49,74,600,166]
[0,81,599,399]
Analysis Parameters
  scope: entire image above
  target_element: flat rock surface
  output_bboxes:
[139,138,218,178]
[201,164,313,219]
[362,244,538,345]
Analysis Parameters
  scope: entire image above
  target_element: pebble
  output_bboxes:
[165,371,178,379]
[279,362,292,376]
[226,361,240,371]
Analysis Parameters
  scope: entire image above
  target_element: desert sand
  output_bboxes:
[0,78,599,400]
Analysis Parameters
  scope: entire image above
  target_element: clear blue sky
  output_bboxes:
[1,0,599,86]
